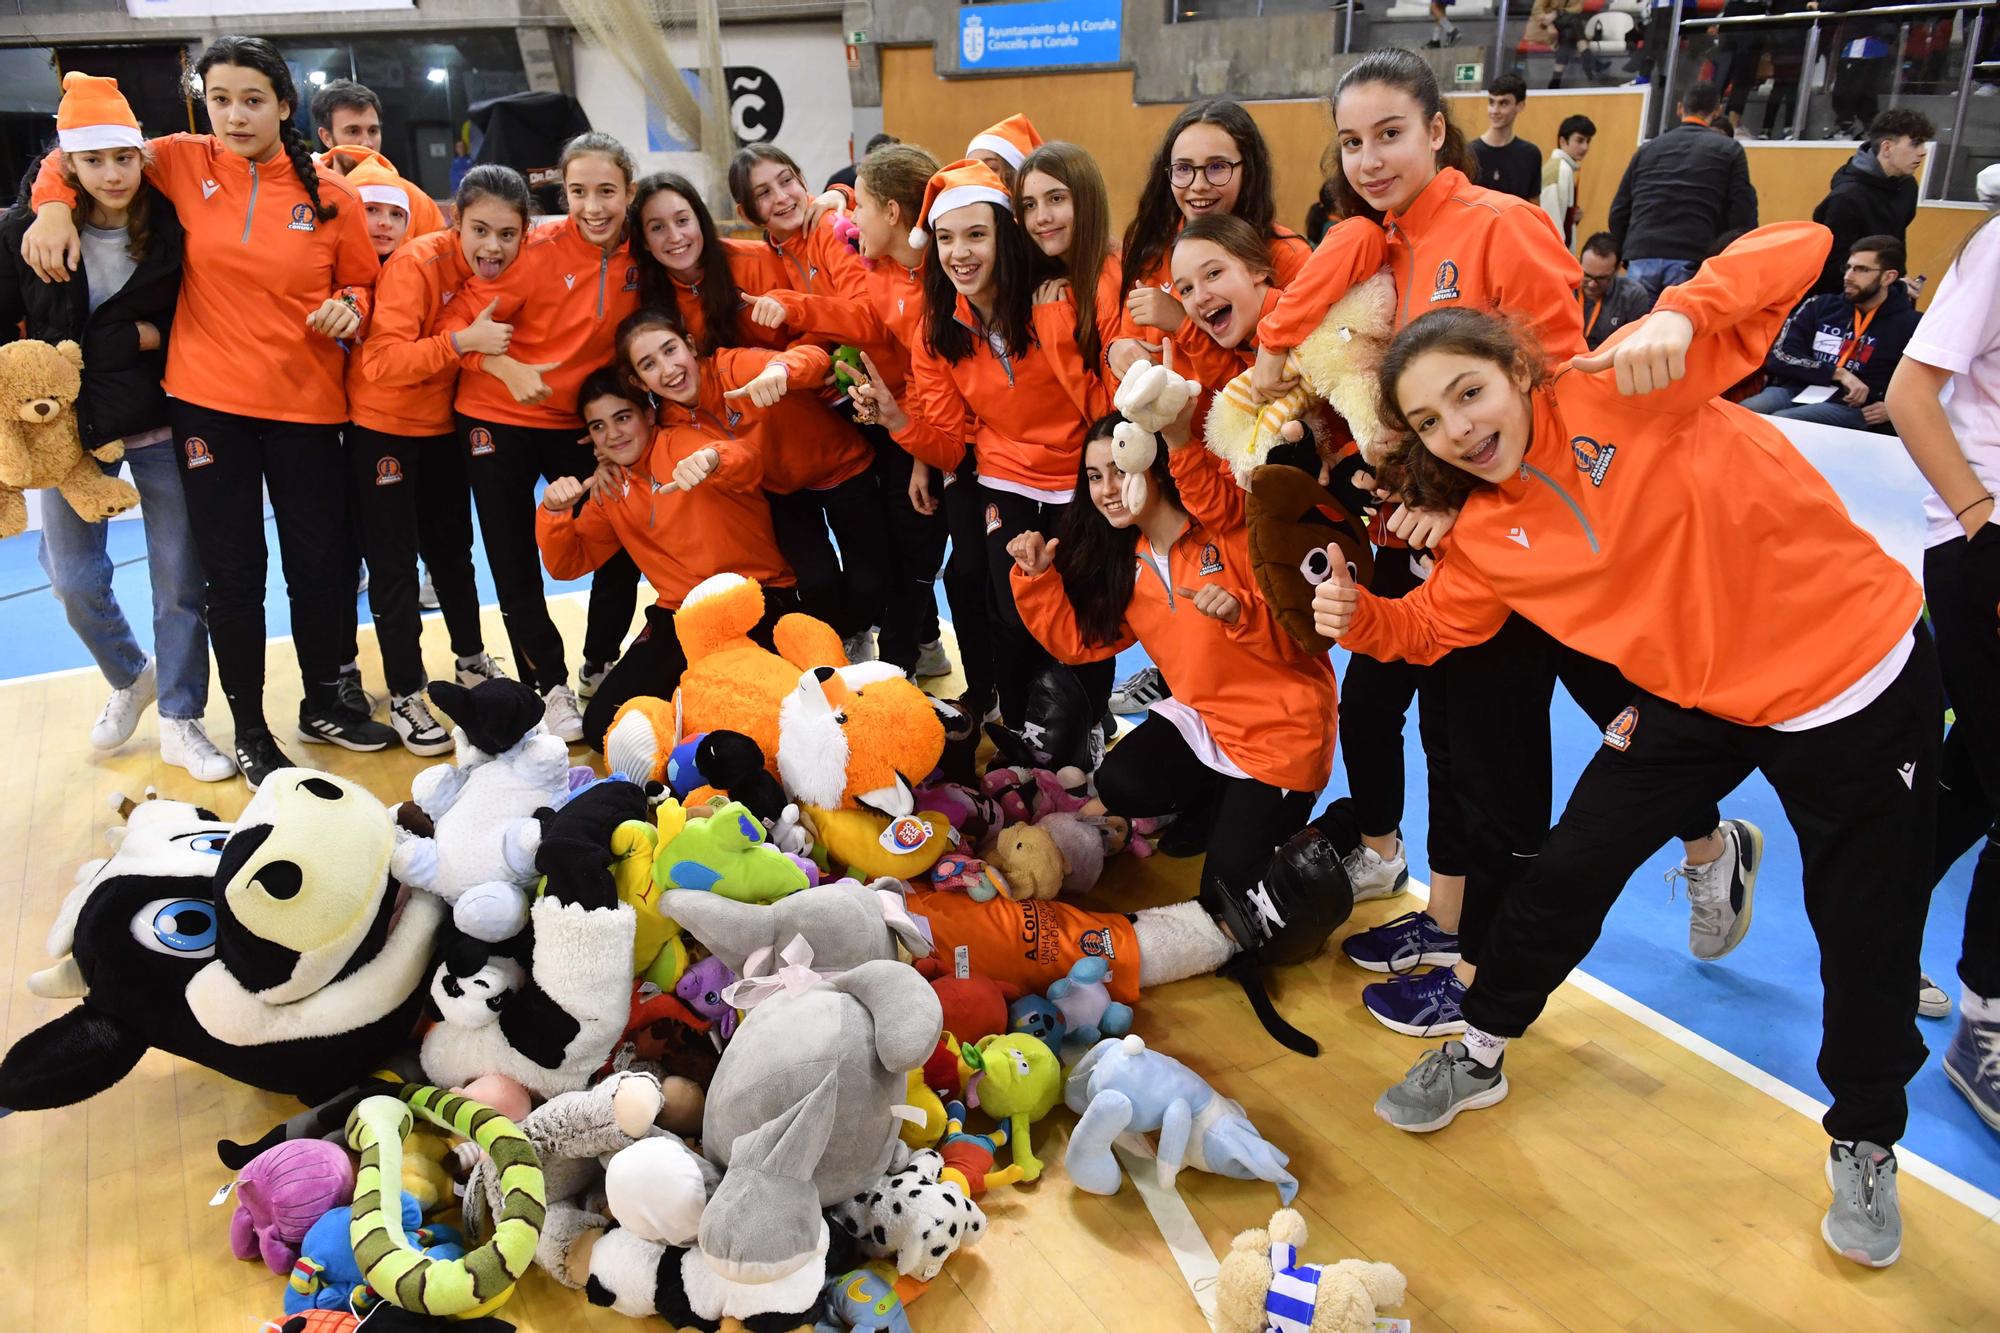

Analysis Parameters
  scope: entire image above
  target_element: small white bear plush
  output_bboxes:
[1114,359,1201,435]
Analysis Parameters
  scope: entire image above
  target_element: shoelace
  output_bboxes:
[1364,911,1437,975]
[1840,1150,1888,1225]
[463,653,509,680]
[1971,1022,2000,1082]
[169,718,222,757]
[394,696,438,734]
[1665,860,1731,935]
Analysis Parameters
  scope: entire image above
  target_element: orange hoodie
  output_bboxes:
[331,149,448,236]
[1261,168,1582,357]
[1013,443,1338,791]
[764,208,870,300]
[669,236,792,353]
[442,216,642,427]
[1344,223,1921,728]
[31,134,377,425]
[348,173,457,436]
[534,409,792,607]
[895,292,1111,493]
[652,341,866,497]
[1114,224,1313,350]
[767,253,923,395]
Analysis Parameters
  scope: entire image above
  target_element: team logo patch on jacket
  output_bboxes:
[623,265,639,292]
[1430,259,1461,303]
[1602,704,1638,751]
[287,203,316,232]
[468,427,496,457]
[985,503,1002,536]
[1571,435,1616,486]
[184,437,214,469]
[1198,542,1224,576]
[374,457,404,487]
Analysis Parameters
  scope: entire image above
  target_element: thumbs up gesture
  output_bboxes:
[1310,546,1359,642]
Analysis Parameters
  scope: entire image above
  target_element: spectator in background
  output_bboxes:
[1810,108,1934,295]
[1609,81,1756,299]
[1425,0,1462,48]
[1472,73,1542,201]
[1829,6,1898,135]
[826,131,898,192]
[1540,114,1594,248]
[1742,234,1919,430]
[309,78,383,174]
[1543,0,1609,88]
[1303,176,1340,245]
[1576,231,1653,348]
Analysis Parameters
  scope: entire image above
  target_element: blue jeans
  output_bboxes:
[1625,257,1699,304]
[1737,385,1874,431]
[38,440,209,719]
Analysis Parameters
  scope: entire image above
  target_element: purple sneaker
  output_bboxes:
[1341,910,1461,974]
[1362,966,1468,1037]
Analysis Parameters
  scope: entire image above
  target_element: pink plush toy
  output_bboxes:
[229,1139,356,1275]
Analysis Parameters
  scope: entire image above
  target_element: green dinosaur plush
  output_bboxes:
[962,1033,1063,1182]
[831,344,865,393]
[651,800,810,905]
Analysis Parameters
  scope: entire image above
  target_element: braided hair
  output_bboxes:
[195,35,335,222]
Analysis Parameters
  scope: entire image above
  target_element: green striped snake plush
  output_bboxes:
[344,1084,545,1317]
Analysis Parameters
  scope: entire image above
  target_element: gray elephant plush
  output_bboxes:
[662,879,932,983]
[682,958,943,1322]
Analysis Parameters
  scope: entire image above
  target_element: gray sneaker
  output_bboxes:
[1823,1141,1901,1267]
[1670,818,1763,961]
[1375,1039,1509,1133]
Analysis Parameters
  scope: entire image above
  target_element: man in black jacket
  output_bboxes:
[1739,234,1920,432]
[1608,81,1758,301]
[1809,108,1933,295]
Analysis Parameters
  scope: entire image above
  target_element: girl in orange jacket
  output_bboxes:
[348,164,524,755]
[21,35,389,786]
[439,131,645,739]
[641,167,887,656]
[1008,383,1341,1050]
[848,159,1114,730]
[1293,51,1725,1037]
[745,144,971,691]
[1108,98,1313,380]
[1016,142,1123,380]
[727,143,866,299]
[1313,227,1937,1266]
[538,326,808,749]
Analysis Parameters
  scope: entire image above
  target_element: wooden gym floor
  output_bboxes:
[2,597,1997,1332]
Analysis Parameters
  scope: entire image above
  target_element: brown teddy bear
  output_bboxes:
[984,823,1067,901]
[1215,1207,1407,1333]
[0,339,137,539]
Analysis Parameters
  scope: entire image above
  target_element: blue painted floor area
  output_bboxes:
[6,455,1995,1202]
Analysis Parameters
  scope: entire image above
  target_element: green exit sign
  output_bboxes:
[1455,62,1483,84]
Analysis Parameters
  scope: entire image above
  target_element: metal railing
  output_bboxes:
[1673,0,1998,200]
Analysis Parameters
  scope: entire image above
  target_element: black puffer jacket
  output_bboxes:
[0,177,184,448]
[1809,148,1919,295]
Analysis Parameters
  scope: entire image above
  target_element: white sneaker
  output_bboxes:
[418,572,440,610]
[390,692,454,757]
[913,638,953,679]
[543,683,584,744]
[1919,973,1952,1020]
[90,657,157,750]
[1672,818,1763,962]
[455,652,509,687]
[159,717,237,782]
[842,630,878,663]
[1343,839,1411,902]
[576,660,610,700]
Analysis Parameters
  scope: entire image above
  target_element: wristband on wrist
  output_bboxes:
[1956,495,1994,521]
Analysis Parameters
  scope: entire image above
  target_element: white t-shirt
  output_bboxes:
[1906,219,2000,548]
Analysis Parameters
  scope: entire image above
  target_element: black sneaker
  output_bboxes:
[234,728,296,791]
[298,698,397,752]
[337,665,379,716]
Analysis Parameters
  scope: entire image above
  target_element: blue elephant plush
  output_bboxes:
[1063,1034,1296,1204]
[283,1191,465,1314]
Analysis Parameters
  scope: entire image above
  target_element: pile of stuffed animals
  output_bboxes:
[0,563,1406,1332]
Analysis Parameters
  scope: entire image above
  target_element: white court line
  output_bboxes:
[1400,878,2000,1223]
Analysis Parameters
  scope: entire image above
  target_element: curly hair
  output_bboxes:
[1120,99,1280,295]
[1373,307,1548,513]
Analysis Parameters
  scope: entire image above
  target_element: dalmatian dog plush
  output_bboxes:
[829,1149,988,1282]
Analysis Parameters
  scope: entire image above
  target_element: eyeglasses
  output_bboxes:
[1844,263,1883,274]
[1168,158,1241,188]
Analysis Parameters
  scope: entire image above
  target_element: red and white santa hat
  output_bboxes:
[965,113,1043,171]
[908,158,1013,250]
[56,71,145,153]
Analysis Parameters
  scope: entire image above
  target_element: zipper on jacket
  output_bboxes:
[960,314,1016,386]
[241,162,259,244]
[597,251,610,319]
[1519,461,1601,553]
[1136,543,1176,610]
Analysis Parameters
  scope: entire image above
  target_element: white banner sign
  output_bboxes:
[573,20,854,205]
[127,0,411,16]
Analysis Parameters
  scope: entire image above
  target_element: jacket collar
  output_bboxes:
[1386,167,1467,241]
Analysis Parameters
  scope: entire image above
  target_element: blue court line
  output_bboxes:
[5,518,1994,1203]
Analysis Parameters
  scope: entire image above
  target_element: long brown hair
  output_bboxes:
[57,145,155,262]
[1054,413,1186,648]
[1374,306,1547,511]
[1172,214,1275,282]
[1017,142,1113,368]
[1121,98,1280,295]
[628,173,741,355]
[1328,49,1475,225]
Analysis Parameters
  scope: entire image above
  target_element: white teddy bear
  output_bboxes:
[1109,359,1201,512]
